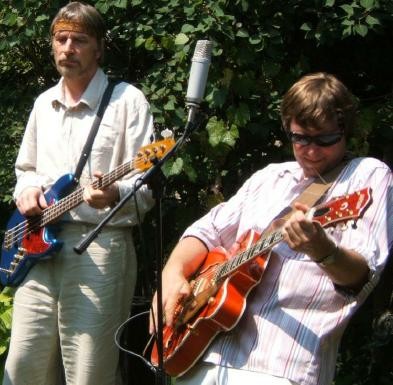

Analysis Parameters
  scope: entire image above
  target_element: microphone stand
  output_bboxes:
[73,104,202,385]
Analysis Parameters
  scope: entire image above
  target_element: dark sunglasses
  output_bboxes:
[287,131,344,147]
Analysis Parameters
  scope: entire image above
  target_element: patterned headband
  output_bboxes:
[52,19,88,34]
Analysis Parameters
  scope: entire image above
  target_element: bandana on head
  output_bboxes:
[53,19,88,34]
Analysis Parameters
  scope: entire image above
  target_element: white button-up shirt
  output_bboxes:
[14,68,154,227]
[183,157,393,385]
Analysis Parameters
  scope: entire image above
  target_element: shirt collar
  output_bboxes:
[51,68,107,110]
[278,162,306,182]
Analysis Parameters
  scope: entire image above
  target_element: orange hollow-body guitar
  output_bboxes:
[150,188,372,377]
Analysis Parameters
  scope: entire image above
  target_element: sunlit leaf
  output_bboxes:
[174,33,189,45]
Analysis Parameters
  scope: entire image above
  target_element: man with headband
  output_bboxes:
[3,2,154,385]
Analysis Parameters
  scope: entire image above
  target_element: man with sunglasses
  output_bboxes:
[150,72,393,385]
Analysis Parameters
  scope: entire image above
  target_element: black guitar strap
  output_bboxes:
[73,79,119,184]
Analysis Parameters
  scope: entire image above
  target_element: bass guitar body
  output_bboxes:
[0,138,175,287]
[151,230,270,377]
[0,174,75,287]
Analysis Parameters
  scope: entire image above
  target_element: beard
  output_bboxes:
[56,59,83,79]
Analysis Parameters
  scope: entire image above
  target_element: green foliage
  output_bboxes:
[0,287,13,380]
[0,0,392,383]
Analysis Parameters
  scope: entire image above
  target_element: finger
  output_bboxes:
[38,193,48,209]
[164,296,179,327]
[83,186,92,202]
[290,210,316,238]
[283,219,311,249]
[92,171,104,190]
[17,194,41,216]
[166,280,194,327]
[282,226,301,248]
[93,170,103,178]
[293,202,309,213]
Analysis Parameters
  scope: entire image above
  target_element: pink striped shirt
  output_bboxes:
[182,157,393,385]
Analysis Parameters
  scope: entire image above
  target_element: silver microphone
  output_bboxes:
[186,40,212,110]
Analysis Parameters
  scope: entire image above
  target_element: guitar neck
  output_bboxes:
[216,229,283,281]
[3,138,176,252]
[213,187,373,281]
[40,161,134,227]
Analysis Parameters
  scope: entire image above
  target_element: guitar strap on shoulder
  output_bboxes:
[279,159,350,221]
[73,79,119,185]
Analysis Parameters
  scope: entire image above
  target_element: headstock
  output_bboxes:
[311,188,372,228]
[134,138,176,171]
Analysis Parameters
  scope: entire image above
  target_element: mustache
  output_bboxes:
[58,58,80,65]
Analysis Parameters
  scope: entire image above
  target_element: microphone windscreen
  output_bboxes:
[186,40,212,105]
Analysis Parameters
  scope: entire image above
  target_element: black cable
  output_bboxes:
[114,310,158,374]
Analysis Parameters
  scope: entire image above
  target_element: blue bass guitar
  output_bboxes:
[0,138,174,287]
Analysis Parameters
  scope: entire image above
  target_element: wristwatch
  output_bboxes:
[315,244,339,268]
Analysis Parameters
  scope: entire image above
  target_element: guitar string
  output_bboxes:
[215,231,281,281]
[213,189,347,281]
[183,234,281,322]
[4,160,138,247]
[6,181,327,246]
[5,143,172,246]
[178,191,363,322]
[6,162,131,243]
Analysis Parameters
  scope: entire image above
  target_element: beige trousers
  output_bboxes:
[3,223,137,385]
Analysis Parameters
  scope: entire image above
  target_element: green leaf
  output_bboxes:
[227,103,251,127]
[181,24,195,33]
[300,22,312,31]
[35,15,49,22]
[249,36,262,45]
[209,88,228,107]
[206,117,239,148]
[3,12,18,26]
[144,36,157,51]
[236,28,249,38]
[25,28,35,37]
[0,308,12,329]
[342,25,353,37]
[174,33,189,45]
[324,0,335,6]
[0,293,13,306]
[134,36,145,47]
[163,99,176,111]
[342,19,355,26]
[222,124,240,147]
[114,0,128,9]
[95,1,110,14]
[365,15,380,26]
[182,162,198,182]
[360,0,375,9]
[168,158,184,175]
[354,24,368,37]
[340,4,354,16]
